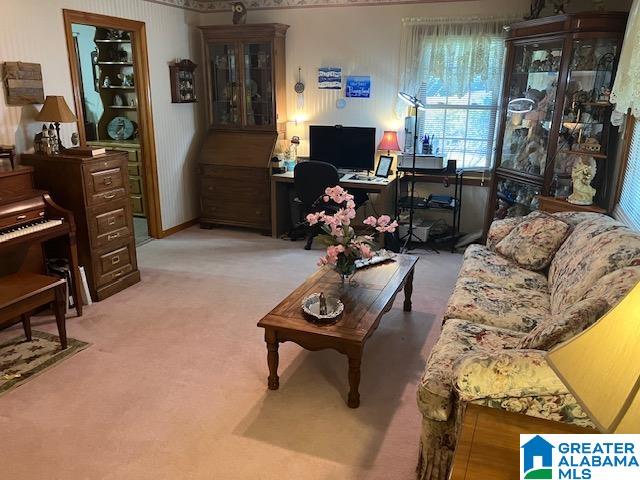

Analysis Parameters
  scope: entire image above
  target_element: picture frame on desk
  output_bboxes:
[376,155,392,178]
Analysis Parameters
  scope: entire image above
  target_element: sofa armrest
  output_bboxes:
[453,350,569,401]
[486,217,524,250]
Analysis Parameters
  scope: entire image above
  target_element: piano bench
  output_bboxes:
[0,273,68,349]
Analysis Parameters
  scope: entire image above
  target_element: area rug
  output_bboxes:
[0,330,89,396]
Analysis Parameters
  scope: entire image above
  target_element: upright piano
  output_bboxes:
[0,166,82,317]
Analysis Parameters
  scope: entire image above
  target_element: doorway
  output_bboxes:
[63,10,161,245]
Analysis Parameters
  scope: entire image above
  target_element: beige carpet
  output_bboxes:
[0,227,462,480]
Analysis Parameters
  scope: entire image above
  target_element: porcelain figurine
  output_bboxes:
[568,157,597,205]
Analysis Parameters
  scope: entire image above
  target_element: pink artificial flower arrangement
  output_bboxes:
[306,186,398,279]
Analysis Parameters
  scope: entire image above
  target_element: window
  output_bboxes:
[615,120,640,230]
[414,36,506,170]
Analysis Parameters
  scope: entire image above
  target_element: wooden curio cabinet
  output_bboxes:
[198,23,288,231]
[484,12,627,233]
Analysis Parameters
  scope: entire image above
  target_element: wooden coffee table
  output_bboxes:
[257,254,418,408]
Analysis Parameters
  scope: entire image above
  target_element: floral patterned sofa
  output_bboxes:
[416,212,640,480]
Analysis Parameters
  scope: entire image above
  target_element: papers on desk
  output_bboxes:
[272,170,390,185]
[340,173,389,184]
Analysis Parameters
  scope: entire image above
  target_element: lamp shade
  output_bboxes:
[378,130,400,152]
[35,96,77,123]
[546,282,640,433]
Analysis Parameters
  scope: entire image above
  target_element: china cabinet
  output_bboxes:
[484,12,627,233]
[198,24,288,231]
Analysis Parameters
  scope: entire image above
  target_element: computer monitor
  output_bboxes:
[309,125,376,171]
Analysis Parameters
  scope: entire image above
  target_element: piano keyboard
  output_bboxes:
[0,218,63,243]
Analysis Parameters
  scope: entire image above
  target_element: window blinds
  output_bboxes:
[616,121,640,231]
[415,36,505,169]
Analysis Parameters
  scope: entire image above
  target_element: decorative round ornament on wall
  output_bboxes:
[295,67,305,109]
[336,98,346,109]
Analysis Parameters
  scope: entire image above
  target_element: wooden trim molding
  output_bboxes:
[145,0,464,13]
[159,218,199,238]
[62,9,162,240]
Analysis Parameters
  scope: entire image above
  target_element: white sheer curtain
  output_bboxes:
[611,0,640,120]
[397,16,514,113]
[397,16,516,168]
[612,0,640,230]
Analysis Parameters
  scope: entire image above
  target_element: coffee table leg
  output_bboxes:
[403,267,414,312]
[347,352,361,408]
[265,329,279,390]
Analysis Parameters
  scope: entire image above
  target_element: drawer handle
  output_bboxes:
[111,255,121,265]
[104,193,116,200]
[16,214,26,220]
[107,217,116,226]
[107,232,120,240]
[113,271,124,278]
[103,177,113,186]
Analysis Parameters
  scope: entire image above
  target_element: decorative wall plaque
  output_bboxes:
[2,62,45,105]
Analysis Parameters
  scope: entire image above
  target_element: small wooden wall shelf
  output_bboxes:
[169,59,197,104]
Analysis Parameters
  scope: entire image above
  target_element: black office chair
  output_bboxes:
[294,161,341,250]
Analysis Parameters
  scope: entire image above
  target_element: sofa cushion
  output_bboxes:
[517,297,608,350]
[548,217,640,314]
[486,216,524,251]
[552,211,619,227]
[444,276,549,332]
[495,211,572,271]
[454,349,569,401]
[459,244,548,292]
[472,394,594,427]
[580,266,640,309]
[417,319,523,421]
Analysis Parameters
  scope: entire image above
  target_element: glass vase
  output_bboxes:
[335,261,357,286]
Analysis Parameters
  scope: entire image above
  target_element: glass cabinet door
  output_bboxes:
[554,38,619,179]
[242,42,273,127]
[209,42,240,127]
[494,177,541,220]
[500,41,564,176]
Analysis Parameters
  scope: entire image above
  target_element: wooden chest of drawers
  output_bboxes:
[89,142,146,217]
[21,151,140,301]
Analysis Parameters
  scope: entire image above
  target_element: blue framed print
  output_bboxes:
[345,76,371,98]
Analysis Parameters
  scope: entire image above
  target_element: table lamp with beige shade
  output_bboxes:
[35,96,77,152]
[546,282,640,433]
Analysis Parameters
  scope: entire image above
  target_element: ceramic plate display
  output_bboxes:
[107,116,134,140]
[302,293,343,323]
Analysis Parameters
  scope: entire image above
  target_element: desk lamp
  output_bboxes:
[35,96,77,152]
[397,92,426,251]
[286,120,306,161]
[547,282,640,432]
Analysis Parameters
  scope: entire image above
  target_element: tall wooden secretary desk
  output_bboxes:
[198,23,289,232]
